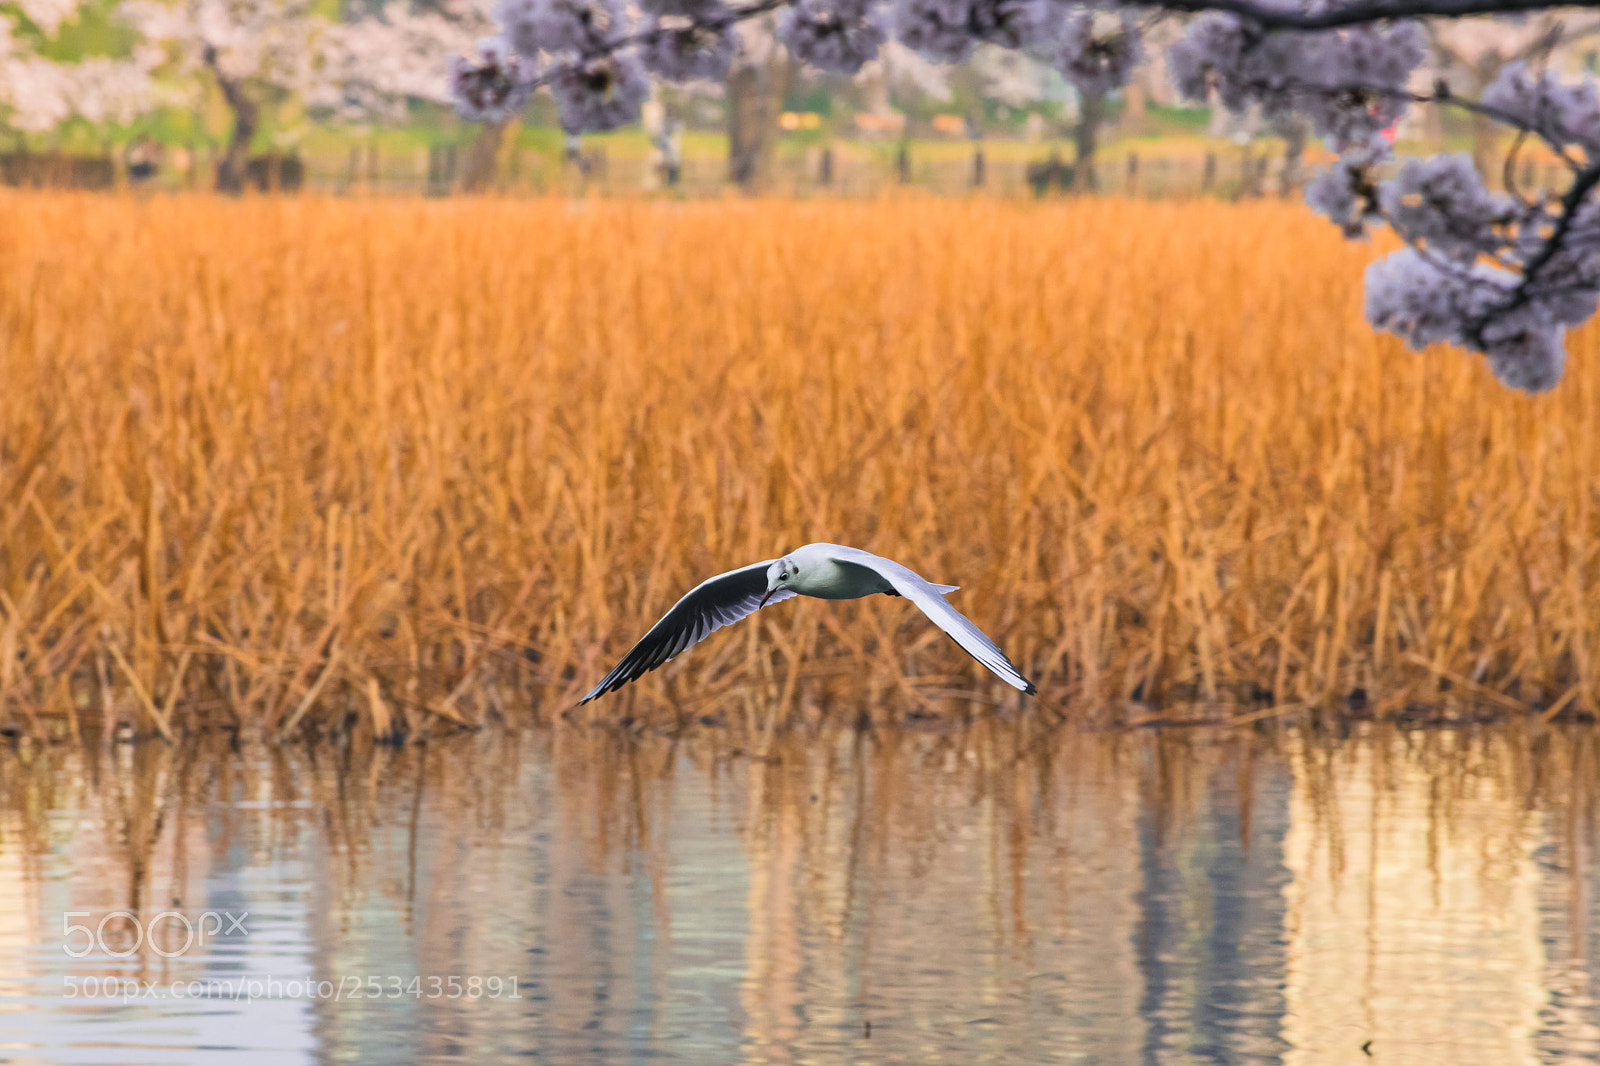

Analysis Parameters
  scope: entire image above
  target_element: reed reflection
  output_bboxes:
[0,721,1598,1064]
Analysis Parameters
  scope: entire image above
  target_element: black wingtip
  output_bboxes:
[1023,681,1038,696]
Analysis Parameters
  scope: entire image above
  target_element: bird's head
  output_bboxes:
[759,557,799,608]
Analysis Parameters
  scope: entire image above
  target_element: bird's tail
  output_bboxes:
[932,583,959,595]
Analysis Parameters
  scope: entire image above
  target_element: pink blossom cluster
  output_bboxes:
[1296,61,1600,394]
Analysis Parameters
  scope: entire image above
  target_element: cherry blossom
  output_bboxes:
[778,0,887,75]
[549,51,648,131]
[450,36,537,121]
[1055,11,1143,96]
[641,12,739,82]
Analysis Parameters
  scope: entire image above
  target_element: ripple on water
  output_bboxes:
[0,723,1598,1064]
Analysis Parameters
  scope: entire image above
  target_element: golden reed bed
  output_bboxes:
[1,192,1596,739]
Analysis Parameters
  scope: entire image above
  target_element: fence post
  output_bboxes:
[1201,152,1216,195]
[820,146,833,186]
[1126,152,1139,196]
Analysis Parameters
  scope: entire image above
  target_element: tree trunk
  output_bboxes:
[457,119,514,194]
[726,52,790,192]
[1073,90,1104,191]
[204,47,258,195]
[1276,115,1309,198]
[1122,80,1146,132]
[726,62,771,190]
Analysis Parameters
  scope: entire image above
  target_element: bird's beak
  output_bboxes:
[758,588,775,609]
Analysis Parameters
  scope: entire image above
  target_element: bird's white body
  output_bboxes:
[581,541,1034,702]
[780,543,894,599]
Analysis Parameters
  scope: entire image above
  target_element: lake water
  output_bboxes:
[2,721,1599,1065]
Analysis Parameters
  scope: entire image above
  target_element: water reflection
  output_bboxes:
[0,722,1598,1064]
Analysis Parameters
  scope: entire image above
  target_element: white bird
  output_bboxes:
[581,542,1035,703]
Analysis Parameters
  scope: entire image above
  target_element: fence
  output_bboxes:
[303,145,1291,199]
[0,143,1577,200]
[0,152,116,189]
[287,145,1304,199]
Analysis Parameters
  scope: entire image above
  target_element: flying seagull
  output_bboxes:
[581,542,1035,703]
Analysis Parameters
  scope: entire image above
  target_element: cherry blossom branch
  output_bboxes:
[1142,0,1600,33]
[1466,161,1600,347]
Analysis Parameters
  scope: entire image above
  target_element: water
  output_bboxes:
[2,722,1599,1065]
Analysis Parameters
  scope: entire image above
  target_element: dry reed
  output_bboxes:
[2,191,1598,739]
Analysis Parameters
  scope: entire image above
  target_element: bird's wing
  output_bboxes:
[581,561,796,703]
[826,546,1036,694]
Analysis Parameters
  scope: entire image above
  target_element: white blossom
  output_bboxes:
[972,0,1062,51]
[1304,134,1390,237]
[124,0,335,107]
[1055,11,1141,97]
[1379,154,1512,263]
[1364,249,1474,353]
[971,44,1053,107]
[1169,12,1424,150]
[1365,250,1573,393]
[779,0,888,75]
[1169,13,1287,114]
[892,0,1064,62]
[497,0,624,56]
[2,58,76,131]
[1482,62,1600,153]
[891,0,976,63]
[0,55,163,131]
[641,13,738,81]
[850,40,950,102]
[1482,312,1566,394]
[15,0,80,33]
[549,51,648,131]
[449,36,537,122]
[324,9,490,121]
[1299,23,1424,149]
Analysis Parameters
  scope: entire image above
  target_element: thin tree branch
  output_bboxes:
[1468,161,1600,343]
[1137,0,1600,33]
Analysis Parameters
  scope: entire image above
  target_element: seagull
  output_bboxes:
[581,542,1035,703]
